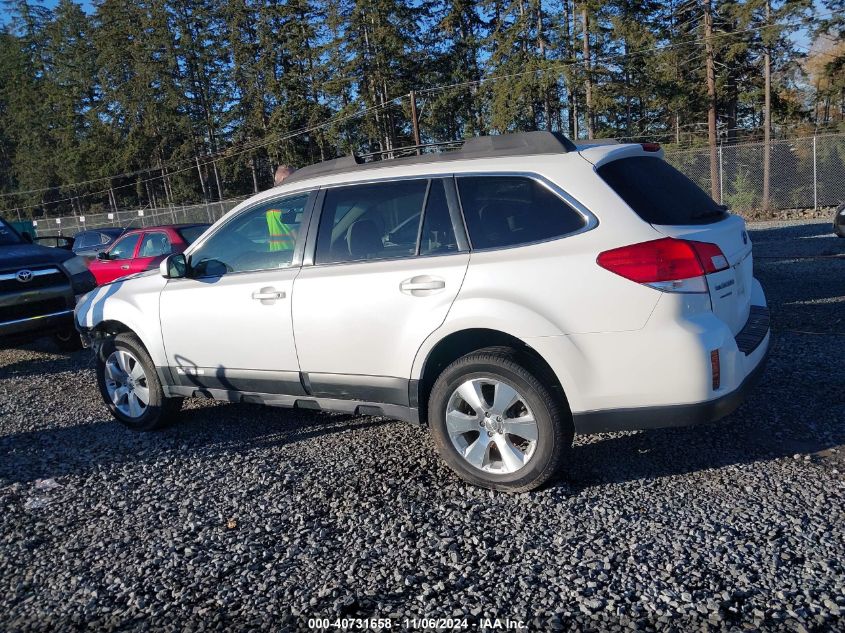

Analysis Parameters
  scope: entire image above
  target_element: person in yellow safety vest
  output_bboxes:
[266,165,298,252]
[265,209,296,252]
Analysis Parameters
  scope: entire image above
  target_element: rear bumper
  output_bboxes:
[571,339,769,434]
[525,277,771,434]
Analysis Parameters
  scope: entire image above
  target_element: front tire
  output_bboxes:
[428,347,572,492]
[96,333,182,431]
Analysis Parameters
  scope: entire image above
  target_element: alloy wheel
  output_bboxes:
[104,349,150,418]
[445,377,539,474]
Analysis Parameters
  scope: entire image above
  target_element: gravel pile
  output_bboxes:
[1,219,843,631]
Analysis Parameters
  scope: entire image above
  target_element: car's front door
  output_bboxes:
[89,232,142,284]
[292,177,470,406]
[159,192,314,395]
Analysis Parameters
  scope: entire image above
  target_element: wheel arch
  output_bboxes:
[414,328,571,425]
[87,318,165,367]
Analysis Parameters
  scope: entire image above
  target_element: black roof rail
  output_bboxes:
[356,140,464,162]
[282,131,577,186]
[282,155,362,183]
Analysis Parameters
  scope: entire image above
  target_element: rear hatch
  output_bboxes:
[595,153,753,335]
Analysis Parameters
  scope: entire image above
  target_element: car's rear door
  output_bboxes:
[158,192,314,395]
[291,177,469,405]
[132,230,172,275]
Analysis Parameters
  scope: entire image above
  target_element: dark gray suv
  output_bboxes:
[0,218,96,350]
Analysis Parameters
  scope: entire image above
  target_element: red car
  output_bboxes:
[88,224,209,285]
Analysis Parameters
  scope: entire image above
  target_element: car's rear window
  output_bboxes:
[597,156,728,225]
[177,225,208,244]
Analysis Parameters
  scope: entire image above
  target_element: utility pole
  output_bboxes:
[703,0,720,202]
[762,0,772,210]
[196,156,209,202]
[211,160,224,201]
[409,90,422,154]
[582,4,594,139]
[250,156,259,194]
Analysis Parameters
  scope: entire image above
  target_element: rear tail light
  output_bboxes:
[641,142,661,152]
[597,237,729,293]
[689,241,729,273]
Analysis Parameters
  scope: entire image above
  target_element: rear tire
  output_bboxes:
[428,347,572,492]
[54,328,83,352]
[96,333,182,431]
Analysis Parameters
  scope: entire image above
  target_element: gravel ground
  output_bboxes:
[1,219,843,632]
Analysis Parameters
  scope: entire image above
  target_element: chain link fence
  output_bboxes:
[31,198,248,237]
[15,132,845,237]
[664,133,845,213]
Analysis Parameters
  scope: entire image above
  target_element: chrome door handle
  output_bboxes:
[400,276,446,296]
[252,288,286,302]
[252,285,286,305]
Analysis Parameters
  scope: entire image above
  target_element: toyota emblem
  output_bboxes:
[16,269,33,283]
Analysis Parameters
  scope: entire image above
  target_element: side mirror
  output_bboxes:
[161,253,187,279]
[97,250,110,260]
[21,231,33,243]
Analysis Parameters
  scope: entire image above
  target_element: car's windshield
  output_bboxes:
[0,219,23,246]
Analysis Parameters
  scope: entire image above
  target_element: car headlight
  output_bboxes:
[61,255,89,276]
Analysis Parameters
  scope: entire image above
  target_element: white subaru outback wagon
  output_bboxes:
[75,132,770,492]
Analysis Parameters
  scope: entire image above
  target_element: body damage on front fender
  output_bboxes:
[74,273,170,366]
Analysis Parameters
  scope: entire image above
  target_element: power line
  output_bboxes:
[0,94,406,201]
[5,98,405,213]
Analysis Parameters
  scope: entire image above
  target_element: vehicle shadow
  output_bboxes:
[0,403,390,487]
[0,347,94,376]
[1,331,841,491]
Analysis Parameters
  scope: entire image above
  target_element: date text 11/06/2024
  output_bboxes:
[306,617,528,630]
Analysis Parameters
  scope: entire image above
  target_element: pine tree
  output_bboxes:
[2,1,58,216]
[424,0,487,140]
[332,0,424,154]
[262,0,333,167]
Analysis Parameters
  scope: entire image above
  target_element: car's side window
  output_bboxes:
[314,179,429,264]
[138,232,171,258]
[190,193,309,277]
[456,176,586,250]
[109,234,141,260]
